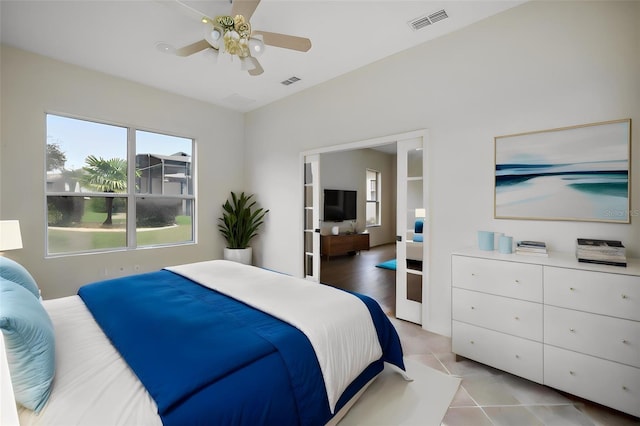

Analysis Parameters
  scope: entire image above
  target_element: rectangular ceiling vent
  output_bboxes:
[408,9,448,31]
[281,76,301,86]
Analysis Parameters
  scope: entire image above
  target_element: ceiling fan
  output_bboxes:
[170,0,312,76]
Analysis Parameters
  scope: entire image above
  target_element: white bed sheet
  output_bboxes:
[18,296,161,426]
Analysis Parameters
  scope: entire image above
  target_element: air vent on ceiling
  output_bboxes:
[281,76,301,86]
[408,9,449,31]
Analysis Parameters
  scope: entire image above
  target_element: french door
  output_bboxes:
[301,130,428,327]
[396,137,425,324]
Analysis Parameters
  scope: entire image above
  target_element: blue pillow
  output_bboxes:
[413,234,424,242]
[0,278,55,412]
[414,219,424,234]
[0,257,40,300]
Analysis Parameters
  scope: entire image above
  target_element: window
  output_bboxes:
[366,169,381,226]
[45,114,194,255]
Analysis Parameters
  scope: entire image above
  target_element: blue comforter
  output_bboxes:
[78,269,404,426]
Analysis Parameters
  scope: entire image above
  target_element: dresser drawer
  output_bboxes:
[544,267,640,321]
[452,255,542,302]
[544,345,640,418]
[452,288,542,341]
[452,321,543,383]
[544,306,640,368]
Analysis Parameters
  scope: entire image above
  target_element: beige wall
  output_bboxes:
[244,1,640,335]
[0,46,245,299]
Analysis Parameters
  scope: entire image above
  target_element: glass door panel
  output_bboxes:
[303,155,320,281]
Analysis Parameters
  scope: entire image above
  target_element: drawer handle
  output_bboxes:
[622,339,629,344]
[514,316,519,320]
[621,294,628,299]
[515,354,520,359]
[569,371,575,376]
[622,386,628,391]
[471,306,475,310]
[470,340,475,344]
[514,279,520,284]
[569,328,575,332]
[569,287,575,291]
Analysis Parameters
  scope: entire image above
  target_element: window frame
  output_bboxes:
[365,168,381,227]
[44,112,196,257]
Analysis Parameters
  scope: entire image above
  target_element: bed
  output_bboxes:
[1,258,405,426]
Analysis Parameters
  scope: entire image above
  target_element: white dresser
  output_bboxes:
[451,248,640,417]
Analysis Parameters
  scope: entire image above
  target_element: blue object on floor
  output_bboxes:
[376,259,396,270]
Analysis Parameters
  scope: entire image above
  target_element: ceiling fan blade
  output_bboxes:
[248,56,264,76]
[175,39,211,56]
[253,31,311,52]
[231,0,261,20]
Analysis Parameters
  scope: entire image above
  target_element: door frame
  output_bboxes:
[300,129,431,329]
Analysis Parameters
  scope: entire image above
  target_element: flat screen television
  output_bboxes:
[323,189,357,222]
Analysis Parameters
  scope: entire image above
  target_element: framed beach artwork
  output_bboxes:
[494,119,631,223]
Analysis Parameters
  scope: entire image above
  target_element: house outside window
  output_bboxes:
[366,169,381,226]
[45,114,195,256]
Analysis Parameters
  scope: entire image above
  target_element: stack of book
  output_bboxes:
[515,240,548,256]
[576,238,626,267]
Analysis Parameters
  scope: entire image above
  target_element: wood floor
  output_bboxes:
[320,243,396,316]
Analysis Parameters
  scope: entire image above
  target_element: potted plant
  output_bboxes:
[218,191,269,265]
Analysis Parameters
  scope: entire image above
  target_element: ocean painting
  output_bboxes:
[494,119,630,223]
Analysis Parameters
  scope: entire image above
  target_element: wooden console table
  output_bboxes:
[321,233,370,260]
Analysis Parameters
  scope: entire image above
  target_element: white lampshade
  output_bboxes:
[248,36,265,56]
[0,220,23,251]
[415,208,426,219]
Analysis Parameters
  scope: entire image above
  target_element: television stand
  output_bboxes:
[321,233,370,260]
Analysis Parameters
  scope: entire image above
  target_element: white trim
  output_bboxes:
[300,129,431,330]
[302,129,427,156]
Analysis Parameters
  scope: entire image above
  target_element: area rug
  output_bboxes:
[375,259,396,270]
[338,357,461,426]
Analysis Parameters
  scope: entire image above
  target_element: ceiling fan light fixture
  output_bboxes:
[172,1,311,76]
[248,36,264,56]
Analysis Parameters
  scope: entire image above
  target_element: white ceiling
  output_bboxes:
[0,0,525,112]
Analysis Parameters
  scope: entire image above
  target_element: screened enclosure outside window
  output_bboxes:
[45,114,195,255]
[366,169,381,226]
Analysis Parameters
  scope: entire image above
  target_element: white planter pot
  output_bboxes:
[223,247,252,265]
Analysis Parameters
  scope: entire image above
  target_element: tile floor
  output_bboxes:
[389,317,640,426]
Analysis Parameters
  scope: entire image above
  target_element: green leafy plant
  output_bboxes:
[81,156,128,226]
[218,192,269,249]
